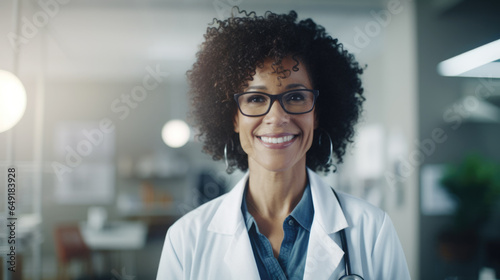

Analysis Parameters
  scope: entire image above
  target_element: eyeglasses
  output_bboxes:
[234,89,319,117]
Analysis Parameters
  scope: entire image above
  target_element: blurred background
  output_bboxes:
[0,0,499,279]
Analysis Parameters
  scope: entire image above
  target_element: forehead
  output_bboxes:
[249,57,312,89]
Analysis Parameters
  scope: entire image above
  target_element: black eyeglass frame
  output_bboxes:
[233,89,320,117]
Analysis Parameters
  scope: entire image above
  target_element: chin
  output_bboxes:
[252,156,304,173]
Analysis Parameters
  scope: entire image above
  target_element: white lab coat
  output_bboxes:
[157,169,410,279]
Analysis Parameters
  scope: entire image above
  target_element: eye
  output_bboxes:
[245,94,267,103]
[285,91,307,102]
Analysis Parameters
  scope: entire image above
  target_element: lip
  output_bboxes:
[256,133,298,149]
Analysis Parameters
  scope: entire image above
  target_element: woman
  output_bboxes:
[157,9,410,280]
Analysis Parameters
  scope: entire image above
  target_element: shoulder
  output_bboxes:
[307,169,388,233]
[336,191,387,226]
[336,191,404,256]
[166,173,248,244]
[335,191,392,242]
[157,193,233,279]
[333,194,410,278]
[308,169,386,225]
[167,194,227,240]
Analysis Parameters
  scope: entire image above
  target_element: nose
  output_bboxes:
[263,100,289,125]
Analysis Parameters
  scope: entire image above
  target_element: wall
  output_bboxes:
[416,0,500,279]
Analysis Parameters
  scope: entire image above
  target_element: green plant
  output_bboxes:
[440,154,500,233]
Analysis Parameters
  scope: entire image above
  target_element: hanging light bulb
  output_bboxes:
[162,119,190,148]
[0,70,27,133]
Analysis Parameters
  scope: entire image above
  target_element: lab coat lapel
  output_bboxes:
[207,173,260,279]
[223,224,260,279]
[304,169,348,279]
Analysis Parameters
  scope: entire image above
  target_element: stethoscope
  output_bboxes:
[331,188,365,280]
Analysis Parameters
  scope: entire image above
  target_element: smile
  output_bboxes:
[259,135,295,144]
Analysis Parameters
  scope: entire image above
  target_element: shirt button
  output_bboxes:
[288,220,294,226]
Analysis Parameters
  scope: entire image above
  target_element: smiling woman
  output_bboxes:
[233,57,317,175]
[157,8,410,280]
[188,10,365,174]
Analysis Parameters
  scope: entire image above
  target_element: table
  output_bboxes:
[79,221,148,277]
[79,221,147,250]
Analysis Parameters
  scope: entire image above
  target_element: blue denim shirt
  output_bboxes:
[241,183,314,280]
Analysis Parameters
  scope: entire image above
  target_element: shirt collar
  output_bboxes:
[290,183,314,231]
[240,181,314,232]
[241,183,255,230]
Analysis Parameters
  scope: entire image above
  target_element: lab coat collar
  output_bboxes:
[207,172,249,235]
[208,169,348,234]
[207,172,261,279]
[303,168,348,278]
[208,169,348,279]
[306,168,348,234]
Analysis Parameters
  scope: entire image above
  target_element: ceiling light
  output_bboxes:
[0,70,27,133]
[161,119,190,148]
[437,39,500,78]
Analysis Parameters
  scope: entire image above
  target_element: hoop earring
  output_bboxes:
[318,129,333,166]
[224,138,234,171]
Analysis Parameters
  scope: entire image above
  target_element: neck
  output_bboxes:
[246,159,308,219]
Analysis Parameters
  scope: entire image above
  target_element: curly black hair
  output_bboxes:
[188,8,365,174]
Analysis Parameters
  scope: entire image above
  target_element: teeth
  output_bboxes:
[260,135,295,144]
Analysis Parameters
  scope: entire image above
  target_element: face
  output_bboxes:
[233,57,317,173]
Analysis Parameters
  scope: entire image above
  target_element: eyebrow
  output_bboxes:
[245,83,308,91]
